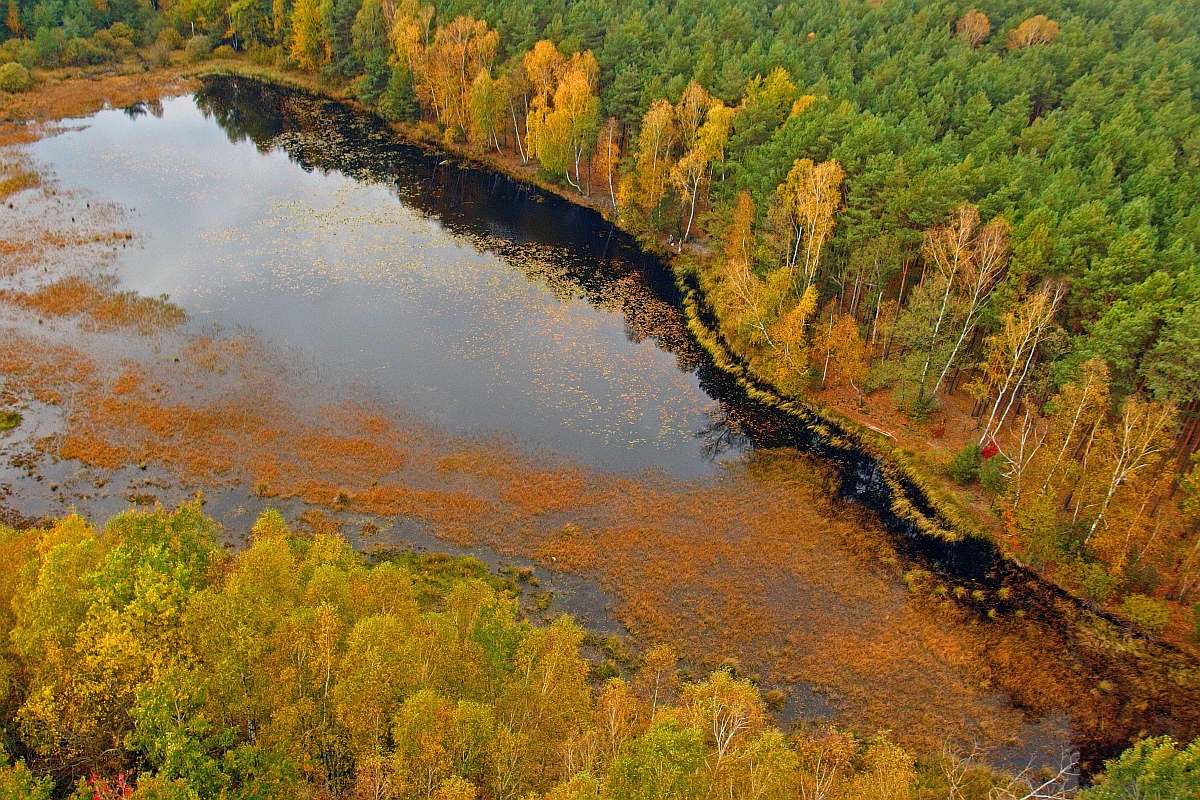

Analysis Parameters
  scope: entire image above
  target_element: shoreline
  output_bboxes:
[186,64,1200,663]
[3,57,1181,637]
[189,61,985,542]
[5,60,1200,765]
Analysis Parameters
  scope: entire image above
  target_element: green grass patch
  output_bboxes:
[368,549,517,609]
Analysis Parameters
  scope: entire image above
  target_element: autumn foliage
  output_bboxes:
[0,505,952,800]
[955,10,991,47]
[1007,15,1060,49]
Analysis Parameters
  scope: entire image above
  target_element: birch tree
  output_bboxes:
[503,57,531,164]
[916,203,978,400]
[626,99,677,216]
[1002,408,1049,509]
[674,80,712,153]
[669,101,732,248]
[467,70,509,153]
[768,158,844,291]
[522,39,564,105]
[1085,398,1177,545]
[681,671,765,767]
[593,118,621,208]
[529,53,599,193]
[1040,358,1111,494]
[717,192,780,349]
[932,212,1009,396]
[977,281,1065,445]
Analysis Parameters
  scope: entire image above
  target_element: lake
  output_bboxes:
[29,77,733,478]
[8,74,1198,772]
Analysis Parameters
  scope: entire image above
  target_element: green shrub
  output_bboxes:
[0,38,21,64]
[0,410,21,430]
[107,22,136,47]
[1081,736,1200,800]
[0,62,31,93]
[591,660,620,681]
[92,24,134,56]
[212,44,236,59]
[16,42,37,69]
[33,26,62,67]
[147,41,172,68]
[155,27,183,49]
[184,35,211,62]
[979,455,1007,495]
[948,444,982,485]
[60,36,111,66]
[908,393,935,422]
[1060,559,1119,603]
[0,758,53,800]
[1121,594,1170,634]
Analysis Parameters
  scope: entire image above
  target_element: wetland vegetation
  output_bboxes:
[3,0,1200,794]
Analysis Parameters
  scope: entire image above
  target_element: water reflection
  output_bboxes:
[30,77,738,476]
[193,77,704,373]
[695,406,751,462]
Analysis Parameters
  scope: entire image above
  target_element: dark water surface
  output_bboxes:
[30,78,727,477]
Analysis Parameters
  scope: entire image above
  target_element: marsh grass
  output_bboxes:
[0,68,196,130]
[1,275,185,332]
[0,170,39,199]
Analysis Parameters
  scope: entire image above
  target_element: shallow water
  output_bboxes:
[29,80,728,477]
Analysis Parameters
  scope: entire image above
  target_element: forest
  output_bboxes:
[0,504,1194,800]
[2,0,1200,642]
[4,0,1200,793]
[7,0,1196,637]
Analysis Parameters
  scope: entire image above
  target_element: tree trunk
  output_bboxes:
[510,103,527,165]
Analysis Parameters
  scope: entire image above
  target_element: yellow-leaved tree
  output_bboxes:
[621,98,677,222]
[528,52,600,193]
[289,0,325,70]
[408,15,498,137]
[768,158,844,291]
[670,97,733,248]
[468,69,511,153]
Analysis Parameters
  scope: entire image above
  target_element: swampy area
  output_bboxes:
[1,74,1198,786]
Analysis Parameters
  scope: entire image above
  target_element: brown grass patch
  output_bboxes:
[0,69,196,130]
[1,275,185,332]
[0,170,39,199]
[0,333,103,406]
